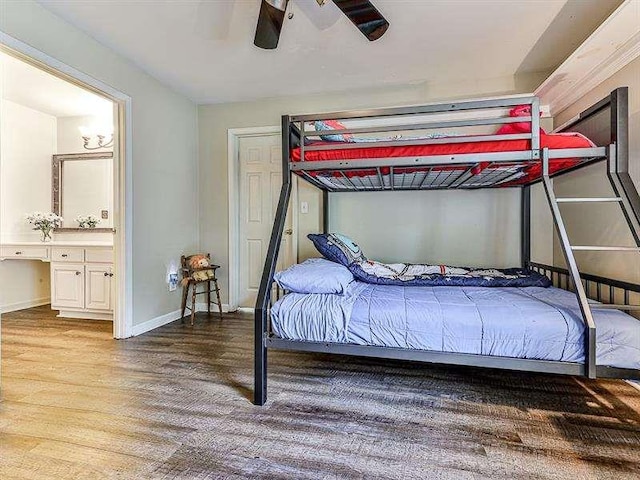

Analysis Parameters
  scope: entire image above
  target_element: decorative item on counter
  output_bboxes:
[76,214,100,229]
[26,212,63,242]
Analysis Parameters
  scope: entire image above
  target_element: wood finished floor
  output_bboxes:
[2,306,640,479]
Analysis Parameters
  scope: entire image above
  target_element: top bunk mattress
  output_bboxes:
[290,133,598,188]
[291,132,594,162]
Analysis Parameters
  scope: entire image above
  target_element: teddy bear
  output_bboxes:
[182,254,215,285]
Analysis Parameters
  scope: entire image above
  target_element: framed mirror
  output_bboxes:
[52,152,114,232]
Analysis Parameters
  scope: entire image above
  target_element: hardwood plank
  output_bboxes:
[3,307,640,479]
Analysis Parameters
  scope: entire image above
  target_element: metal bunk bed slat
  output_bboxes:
[301,115,534,138]
[304,133,532,152]
[290,94,537,122]
[290,151,536,172]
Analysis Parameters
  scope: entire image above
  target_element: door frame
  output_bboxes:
[0,32,133,338]
[227,126,298,311]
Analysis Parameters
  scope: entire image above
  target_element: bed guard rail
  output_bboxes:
[290,94,542,164]
[529,262,640,314]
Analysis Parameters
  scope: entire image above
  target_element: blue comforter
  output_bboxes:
[349,262,551,288]
[271,283,640,370]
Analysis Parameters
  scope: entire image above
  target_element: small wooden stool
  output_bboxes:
[180,254,223,326]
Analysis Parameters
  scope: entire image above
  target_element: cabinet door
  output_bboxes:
[51,263,85,309]
[85,264,112,311]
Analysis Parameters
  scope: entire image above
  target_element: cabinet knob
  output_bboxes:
[15,251,22,255]
[104,272,110,277]
[75,271,81,275]
[61,254,68,258]
[109,273,114,277]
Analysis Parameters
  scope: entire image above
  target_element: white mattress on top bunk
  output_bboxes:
[271,283,640,370]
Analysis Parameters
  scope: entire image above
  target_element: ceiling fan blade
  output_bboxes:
[254,0,289,49]
[332,0,389,41]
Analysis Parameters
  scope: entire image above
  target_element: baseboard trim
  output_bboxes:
[0,297,50,314]
[57,310,113,321]
[132,309,182,336]
[195,302,234,314]
[131,303,233,336]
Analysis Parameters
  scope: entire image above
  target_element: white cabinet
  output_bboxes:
[85,264,113,311]
[50,246,114,320]
[51,263,85,309]
[0,243,114,320]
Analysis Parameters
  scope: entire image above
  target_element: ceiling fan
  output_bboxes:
[254,0,389,50]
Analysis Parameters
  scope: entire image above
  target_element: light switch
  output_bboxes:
[300,201,309,214]
[101,210,109,219]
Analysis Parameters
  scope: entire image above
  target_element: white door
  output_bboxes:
[51,263,84,309]
[85,264,112,311]
[238,134,296,308]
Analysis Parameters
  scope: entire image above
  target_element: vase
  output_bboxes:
[41,229,53,242]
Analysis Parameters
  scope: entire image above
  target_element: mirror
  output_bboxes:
[52,152,114,231]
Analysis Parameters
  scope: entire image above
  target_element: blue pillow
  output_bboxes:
[307,233,367,266]
[274,258,354,294]
[314,120,352,142]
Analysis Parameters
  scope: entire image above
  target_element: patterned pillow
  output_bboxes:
[307,233,367,266]
[314,120,353,142]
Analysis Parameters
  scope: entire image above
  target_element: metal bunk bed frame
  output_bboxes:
[254,87,640,406]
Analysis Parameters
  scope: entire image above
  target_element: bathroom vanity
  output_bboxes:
[1,241,114,320]
[0,150,115,320]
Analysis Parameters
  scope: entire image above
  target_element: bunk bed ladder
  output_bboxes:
[541,148,597,379]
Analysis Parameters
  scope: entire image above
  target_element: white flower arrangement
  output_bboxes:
[76,214,100,229]
[26,212,63,241]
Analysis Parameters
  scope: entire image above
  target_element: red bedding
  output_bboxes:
[291,132,596,186]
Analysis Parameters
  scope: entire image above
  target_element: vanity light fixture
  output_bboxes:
[79,125,114,150]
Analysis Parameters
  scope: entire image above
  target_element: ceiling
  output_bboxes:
[36,0,624,104]
[0,51,113,117]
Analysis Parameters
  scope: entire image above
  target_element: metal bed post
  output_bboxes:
[541,147,597,378]
[530,97,540,159]
[607,87,640,246]
[254,115,293,405]
[323,190,329,233]
[521,185,531,269]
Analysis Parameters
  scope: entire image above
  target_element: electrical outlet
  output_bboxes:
[101,210,109,219]
[300,201,309,214]
[168,273,178,292]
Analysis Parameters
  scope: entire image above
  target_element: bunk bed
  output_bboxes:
[254,87,640,406]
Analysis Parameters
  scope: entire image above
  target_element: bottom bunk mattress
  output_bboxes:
[270,283,640,370]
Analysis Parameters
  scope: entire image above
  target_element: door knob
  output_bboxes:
[284,228,293,235]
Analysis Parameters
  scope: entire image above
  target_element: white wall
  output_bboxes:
[0,260,51,313]
[199,72,548,303]
[530,182,554,265]
[1,0,199,327]
[552,56,640,288]
[329,189,521,268]
[0,99,56,311]
[0,100,57,241]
